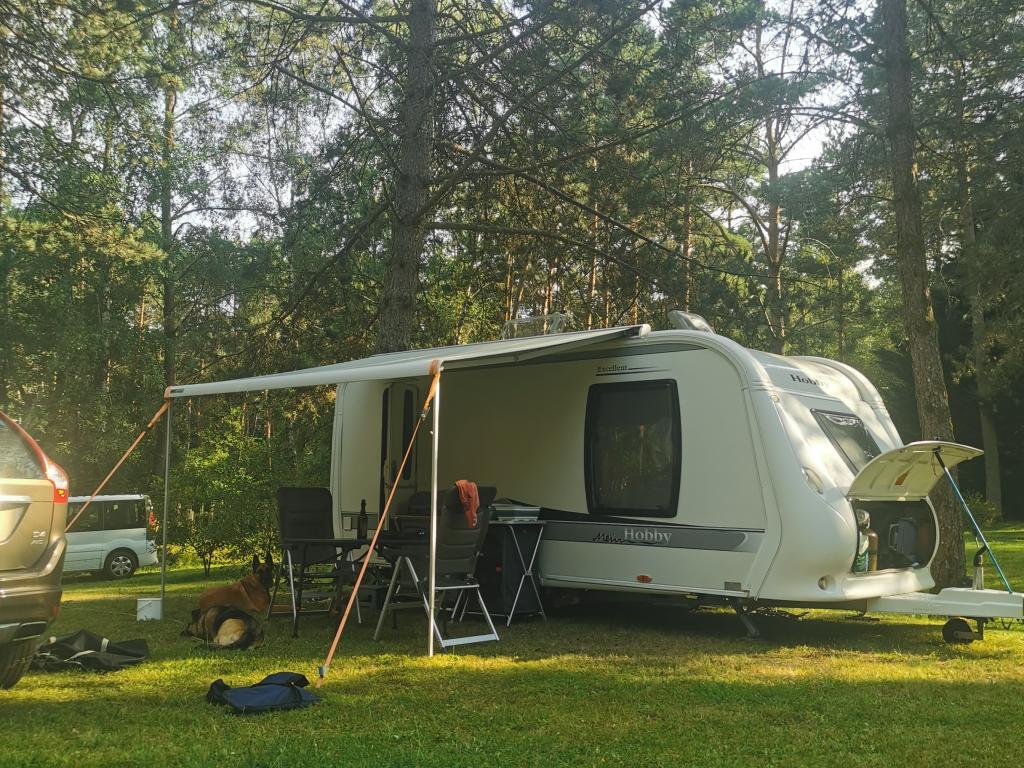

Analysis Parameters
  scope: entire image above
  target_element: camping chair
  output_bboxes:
[271,487,363,637]
[373,485,499,650]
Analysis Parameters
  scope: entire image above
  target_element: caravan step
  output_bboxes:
[865,587,1024,620]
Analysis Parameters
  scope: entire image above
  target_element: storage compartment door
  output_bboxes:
[847,440,982,502]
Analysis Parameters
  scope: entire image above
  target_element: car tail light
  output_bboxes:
[46,461,69,504]
[0,410,70,502]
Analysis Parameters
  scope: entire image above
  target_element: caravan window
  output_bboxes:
[813,410,881,473]
[585,380,681,518]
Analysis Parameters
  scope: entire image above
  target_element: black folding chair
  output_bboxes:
[270,487,362,637]
[373,485,499,650]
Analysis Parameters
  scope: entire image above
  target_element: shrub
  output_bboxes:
[962,492,1002,530]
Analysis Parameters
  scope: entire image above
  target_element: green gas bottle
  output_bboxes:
[853,532,870,573]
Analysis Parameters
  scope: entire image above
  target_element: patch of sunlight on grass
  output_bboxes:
[4,526,1024,768]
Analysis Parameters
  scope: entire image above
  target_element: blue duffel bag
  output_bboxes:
[206,671,321,714]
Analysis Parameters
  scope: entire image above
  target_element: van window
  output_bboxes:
[105,501,145,530]
[68,504,102,532]
[0,421,43,479]
[813,410,881,473]
[585,380,681,518]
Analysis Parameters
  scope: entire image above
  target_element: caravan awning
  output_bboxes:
[165,324,650,398]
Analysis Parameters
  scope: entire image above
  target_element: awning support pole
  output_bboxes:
[428,374,441,657]
[160,399,173,608]
[934,447,1011,593]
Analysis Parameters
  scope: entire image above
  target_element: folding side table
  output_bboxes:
[484,519,547,626]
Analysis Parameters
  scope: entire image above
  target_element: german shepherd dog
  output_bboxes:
[182,605,264,650]
[198,553,275,615]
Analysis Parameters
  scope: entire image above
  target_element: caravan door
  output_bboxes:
[381,383,419,513]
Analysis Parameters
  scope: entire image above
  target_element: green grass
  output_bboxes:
[4,530,1024,768]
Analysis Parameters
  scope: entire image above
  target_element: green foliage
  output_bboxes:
[963,492,1002,530]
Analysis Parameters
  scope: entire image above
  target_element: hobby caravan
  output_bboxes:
[167,321,1024,642]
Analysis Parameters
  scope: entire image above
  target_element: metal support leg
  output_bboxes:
[267,547,285,619]
[373,558,404,641]
[286,550,299,638]
[733,601,761,639]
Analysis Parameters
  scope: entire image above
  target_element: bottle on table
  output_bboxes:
[357,499,368,540]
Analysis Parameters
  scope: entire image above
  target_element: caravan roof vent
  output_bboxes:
[501,313,568,339]
[668,310,715,333]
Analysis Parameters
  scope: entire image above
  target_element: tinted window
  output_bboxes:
[585,380,681,518]
[0,420,43,479]
[813,410,881,473]
[104,501,145,530]
[68,503,102,532]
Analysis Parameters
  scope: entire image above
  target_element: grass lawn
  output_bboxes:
[3,528,1024,768]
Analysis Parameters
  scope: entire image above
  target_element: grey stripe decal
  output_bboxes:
[544,520,764,553]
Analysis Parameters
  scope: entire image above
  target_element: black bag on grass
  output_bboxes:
[206,672,321,714]
[31,630,149,672]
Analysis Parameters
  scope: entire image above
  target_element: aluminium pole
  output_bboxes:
[160,399,172,613]
[428,375,440,657]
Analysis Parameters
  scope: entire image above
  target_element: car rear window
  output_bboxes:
[0,420,44,479]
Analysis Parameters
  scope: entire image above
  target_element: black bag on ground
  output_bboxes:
[31,630,149,672]
[206,672,321,714]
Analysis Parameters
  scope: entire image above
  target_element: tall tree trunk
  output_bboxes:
[376,0,436,354]
[504,251,514,324]
[765,118,785,353]
[0,20,8,409]
[161,2,178,389]
[959,168,1001,511]
[680,186,692,312]
[880,0,963,587]
[954,66,1002,513]
[585,247,598,329]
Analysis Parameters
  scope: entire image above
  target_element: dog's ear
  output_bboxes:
[264,551,274,568]
[251,553,260,571]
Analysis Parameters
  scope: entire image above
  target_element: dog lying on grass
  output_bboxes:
[198,553,275,615]
[182,605,264,650]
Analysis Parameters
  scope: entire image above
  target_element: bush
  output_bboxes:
[963,492,1002,530]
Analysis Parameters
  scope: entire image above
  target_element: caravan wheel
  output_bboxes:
[941,617,974,644]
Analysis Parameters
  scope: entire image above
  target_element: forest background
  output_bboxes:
[1,0,1021,579]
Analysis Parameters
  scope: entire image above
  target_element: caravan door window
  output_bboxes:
[812,410,881,473]
[585,380,681,518]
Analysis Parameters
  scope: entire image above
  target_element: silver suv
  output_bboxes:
[0,410,68,689]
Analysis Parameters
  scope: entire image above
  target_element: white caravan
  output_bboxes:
[167,322,1023,643]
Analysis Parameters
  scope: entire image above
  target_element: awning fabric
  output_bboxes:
[165,325,650,399]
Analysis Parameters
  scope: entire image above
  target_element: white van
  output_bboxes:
[65,495,159,579]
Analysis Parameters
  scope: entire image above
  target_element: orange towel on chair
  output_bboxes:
[455,479,480,528]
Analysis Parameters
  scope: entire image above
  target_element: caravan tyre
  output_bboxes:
[105,549,138,580]
[941,617,974,644]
